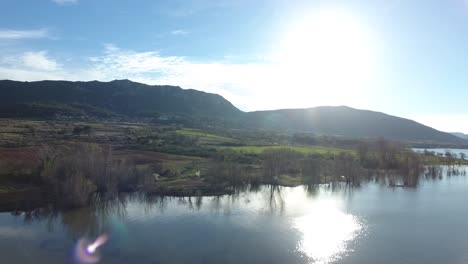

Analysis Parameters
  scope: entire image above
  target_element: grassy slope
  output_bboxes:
[176,129,233,142]
[222,145,355,155]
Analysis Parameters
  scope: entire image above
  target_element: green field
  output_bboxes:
[176,129,233,142]
[222,145,354,155]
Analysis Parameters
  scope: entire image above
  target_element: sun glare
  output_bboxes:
[293,199,364,263]
[276,10,376,107]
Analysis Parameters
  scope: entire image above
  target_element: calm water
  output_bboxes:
[2,168,468,264]
[413,148,468,158]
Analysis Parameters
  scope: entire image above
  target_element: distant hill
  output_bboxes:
[248,106,465,144]
[451,132,468,140]
[0,79,243,122]
[0,80,464,144]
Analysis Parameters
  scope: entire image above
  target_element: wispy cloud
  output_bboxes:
[1,51,61,72]
[171,29,189,36]
[21,51,60,71]
[0,44,373,111]
[0,29,49,40]
[87,44,280,110]
[52,0,78,4]
[0,51,97,81]
[156,0,240,18]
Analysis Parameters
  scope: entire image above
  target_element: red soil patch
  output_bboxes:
[0,147,41,165]
[114,149,195,164]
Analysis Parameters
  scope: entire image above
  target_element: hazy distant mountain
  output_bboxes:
[248,106,465,144]
[0,80,464,144]
[451,132,468,140]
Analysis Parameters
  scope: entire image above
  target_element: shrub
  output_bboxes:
[38,143,149,208]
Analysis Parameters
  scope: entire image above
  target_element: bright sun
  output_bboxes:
[276,10,376,107]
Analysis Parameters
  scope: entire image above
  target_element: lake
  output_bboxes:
[412,148,468,159]
[1,167,468,264]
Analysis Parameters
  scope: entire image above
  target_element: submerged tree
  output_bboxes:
[38,143,150,208]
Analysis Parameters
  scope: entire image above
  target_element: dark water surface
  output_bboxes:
[1,167,468,264]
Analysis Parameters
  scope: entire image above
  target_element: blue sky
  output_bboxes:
[1,0,468,132]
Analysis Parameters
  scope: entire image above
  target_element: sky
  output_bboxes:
[1,0,468,132]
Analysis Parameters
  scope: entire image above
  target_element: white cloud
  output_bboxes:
[0,29,49,40]
[52,0,78,4]
[87,45,283,110]
[171,29,189,36]
[87,44,376,111]
[0,51,98,81]
[0,67,63,81]
[21,51,60,71]
[0,44,375,111]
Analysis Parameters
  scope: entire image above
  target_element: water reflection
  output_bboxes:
[293,200,363,263]
[2,166,468,264]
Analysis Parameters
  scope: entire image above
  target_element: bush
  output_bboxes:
[301,155,322,185]
[39,143,149,208]
[260,148,304,181]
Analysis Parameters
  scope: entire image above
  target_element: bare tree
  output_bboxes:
[460,152,466,160]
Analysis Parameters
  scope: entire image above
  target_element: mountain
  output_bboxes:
[0,80,464,144]
[0,79,242,121]
[248,106,465,144]
[451,132,468,140]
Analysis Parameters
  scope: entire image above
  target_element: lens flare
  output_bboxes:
[74,234,108,264]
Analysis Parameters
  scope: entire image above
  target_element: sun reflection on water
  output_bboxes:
[293,200,364,264]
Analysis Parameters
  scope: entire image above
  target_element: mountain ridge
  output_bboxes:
[0,79,243,119]
[451,132,468,140]
[0,79,464,144]
[248,106,464,143]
